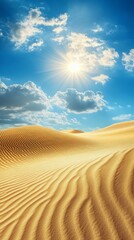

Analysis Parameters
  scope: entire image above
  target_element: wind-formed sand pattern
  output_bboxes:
[0,121,134,240]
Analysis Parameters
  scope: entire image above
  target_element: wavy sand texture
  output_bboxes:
[0,122,134,240]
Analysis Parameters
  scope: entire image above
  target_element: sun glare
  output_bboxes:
[63,59,86,81]
[67,62,81,74]
[48,52,89,83]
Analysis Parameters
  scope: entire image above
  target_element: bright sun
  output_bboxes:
[64,60,87,80]
[67,62,81,74]
[48,52,89,82]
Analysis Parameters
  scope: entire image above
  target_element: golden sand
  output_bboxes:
[0,121,134,240]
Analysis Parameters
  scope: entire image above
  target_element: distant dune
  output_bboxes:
[0,121,134,240]
[62,129,84,134]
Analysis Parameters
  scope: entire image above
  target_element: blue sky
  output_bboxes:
[0,0,134,131]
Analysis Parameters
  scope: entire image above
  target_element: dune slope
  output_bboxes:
[0,122,134,240]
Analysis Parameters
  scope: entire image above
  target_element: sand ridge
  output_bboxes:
[62,129,84,134]
[0,121,134,240]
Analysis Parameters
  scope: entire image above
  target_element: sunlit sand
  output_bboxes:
[0,121,134,240]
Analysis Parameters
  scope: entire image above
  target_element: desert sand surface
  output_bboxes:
[0,121,134,240]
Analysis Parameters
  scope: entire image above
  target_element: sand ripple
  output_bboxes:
[0,123,134,240]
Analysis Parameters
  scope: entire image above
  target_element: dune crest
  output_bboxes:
[62,129,84,134]
[0,122,134,240]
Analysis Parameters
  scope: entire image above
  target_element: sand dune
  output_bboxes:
[0,122,134,240]
[62,129,84,134]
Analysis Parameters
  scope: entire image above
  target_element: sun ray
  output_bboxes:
[46,51,91,86]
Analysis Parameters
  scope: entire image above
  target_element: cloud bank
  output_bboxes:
[0,81,49,110]
[52,88,107,113]
[0,81,107,126]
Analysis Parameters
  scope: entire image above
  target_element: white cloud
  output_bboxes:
[112,114,132,121]
[122,49,134,72]
[68,32,104,51]
[91,74,110,84]
[10,8,68,48]
[42,111,79,126]
[35,111,71,126]
[1,109,72,127]
[11,9,42,47]
[43,13,68,27]
[53,26,65,34]
[28,39,44,52]
[52,36,64,43]
[62,33,102,73]
[52,88,107,113]
[92,25,103,33]
[99,48,119,67]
